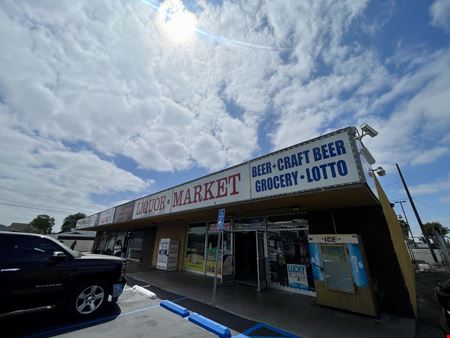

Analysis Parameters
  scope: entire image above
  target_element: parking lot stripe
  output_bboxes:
[24,303,163,338]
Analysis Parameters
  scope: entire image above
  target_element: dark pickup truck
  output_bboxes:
[0,231,126,317]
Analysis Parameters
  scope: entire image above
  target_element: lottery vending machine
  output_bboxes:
[308,234,378,316]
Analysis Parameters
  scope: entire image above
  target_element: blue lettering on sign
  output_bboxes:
[276,150,310,172]
[305,160,348,182]
[312,140,346,161]
[255,171,299,192]
[287,264,306,273]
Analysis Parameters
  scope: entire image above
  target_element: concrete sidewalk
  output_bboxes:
[129,270,416,338]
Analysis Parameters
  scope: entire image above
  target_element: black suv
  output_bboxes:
[0,232,126,317]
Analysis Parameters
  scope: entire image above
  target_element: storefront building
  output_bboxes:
[78,127,416,318]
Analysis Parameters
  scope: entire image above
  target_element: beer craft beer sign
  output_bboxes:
[249,132,360,198]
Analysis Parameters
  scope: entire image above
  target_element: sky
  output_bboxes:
[0,0,449,235]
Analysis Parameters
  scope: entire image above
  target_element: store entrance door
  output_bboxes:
[234,232,258,286]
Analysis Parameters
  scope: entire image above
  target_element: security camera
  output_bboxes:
[375,166,386,176]
[360,123,378,138]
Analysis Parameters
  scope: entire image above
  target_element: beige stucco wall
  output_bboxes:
[152,222,187,269]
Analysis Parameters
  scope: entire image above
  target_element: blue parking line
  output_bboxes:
[23,300,180,338]
[241,322,300,338]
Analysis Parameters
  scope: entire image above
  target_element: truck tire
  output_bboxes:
[69,281,109,317]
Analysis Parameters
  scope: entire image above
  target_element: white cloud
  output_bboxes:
[1,0,450,230]
[430,0,450,33]
[0,104,149,230]
[410,173,450,195]
[411,147,449,165]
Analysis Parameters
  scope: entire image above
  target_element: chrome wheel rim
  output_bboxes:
[75,285,105,314]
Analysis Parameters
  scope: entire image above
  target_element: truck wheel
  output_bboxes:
[69,282,108,317]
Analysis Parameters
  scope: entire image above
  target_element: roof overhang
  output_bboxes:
[86,183,379,231]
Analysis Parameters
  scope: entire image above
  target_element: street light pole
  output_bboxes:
[396,163,438,263]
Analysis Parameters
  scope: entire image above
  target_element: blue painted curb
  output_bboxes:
[160,300,190,318]
[188,312,232,338]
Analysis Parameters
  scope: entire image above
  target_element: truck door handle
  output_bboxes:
[0,268,20,272]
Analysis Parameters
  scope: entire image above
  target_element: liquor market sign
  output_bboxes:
[83,128,363,224]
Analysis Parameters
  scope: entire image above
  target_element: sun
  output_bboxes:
[157,0,197,43]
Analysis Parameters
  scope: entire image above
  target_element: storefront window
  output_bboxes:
[126,231,144,261]
[267,230,314,292]
[184,223,206,273]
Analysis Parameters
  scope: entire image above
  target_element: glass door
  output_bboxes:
[256,231,267,291]
[126,231,144,262]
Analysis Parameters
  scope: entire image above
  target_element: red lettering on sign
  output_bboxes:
[193,185,203,203]
[159,196,166,210]
[183,189,193,205]
[203,181,215,200]
[216,177,228,198]
[228,173,241,195]
[172,190,184,207]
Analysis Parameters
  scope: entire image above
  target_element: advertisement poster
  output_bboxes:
[346,243,369,287]
[114,201,135,223]
[98,207,115,225]
[76,213,99,229]
[206,246,222,276]
[309,243,324,281]
[287,264,309,290]
[184,254,204,273]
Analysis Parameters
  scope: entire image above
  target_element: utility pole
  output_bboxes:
[396,163,438,263]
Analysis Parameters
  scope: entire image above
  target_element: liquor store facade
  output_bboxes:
[79,127,417,318]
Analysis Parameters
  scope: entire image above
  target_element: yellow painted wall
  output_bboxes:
[152,223,187,269]
[374,175,417,317]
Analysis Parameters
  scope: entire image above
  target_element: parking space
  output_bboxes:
[0,280,304,338]
[0,286,217,338]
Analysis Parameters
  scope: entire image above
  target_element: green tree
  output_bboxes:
[60,212,86,233]
[398,218,410,240]
[28,214,55,234]
[423,221,449,238]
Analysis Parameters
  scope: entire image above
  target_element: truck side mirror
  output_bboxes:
[48,251,66,265]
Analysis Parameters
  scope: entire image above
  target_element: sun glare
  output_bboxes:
[158,0,197,43]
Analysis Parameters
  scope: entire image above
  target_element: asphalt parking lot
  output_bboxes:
[0,278,300,338]
[0,282,302,338]
[1,286,222,338]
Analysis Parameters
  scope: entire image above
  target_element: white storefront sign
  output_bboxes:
[133,190,173,219]
[171,164,251,213]
[98,207,116,225]
[76,213,99,229]
[308,234,359,244]
[89,128,363,224]
[250,132,360,198]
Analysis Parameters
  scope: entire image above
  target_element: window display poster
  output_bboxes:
[287,264,309,290]
[346,243,369,287]
[184,255,204,272]
[309,243,324,281]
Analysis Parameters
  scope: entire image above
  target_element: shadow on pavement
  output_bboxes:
[0,302,121,338]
